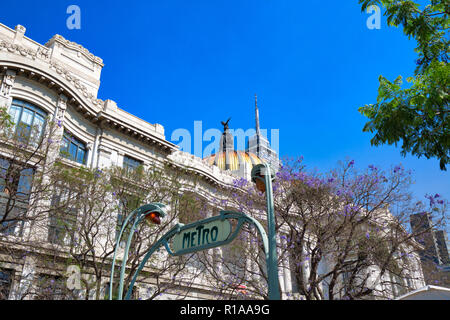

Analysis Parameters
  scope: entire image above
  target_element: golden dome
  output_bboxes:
[203,151,264,171]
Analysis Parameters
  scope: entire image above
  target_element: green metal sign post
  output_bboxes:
[110,210,273,300]
[251,163,281,300]
[109,203,167,300]
[110,163,281,300]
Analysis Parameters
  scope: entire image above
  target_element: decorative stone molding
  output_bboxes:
[0,36,101,107]
[97,145,112,154]
[55,94,68,122]
[13,25,26,44]
[0,39,50,61]
[58,94,68,110]
[0,69,16,98]
[45,34,104,67]
[0,24,176,155]
[103,99,117,113]
[49,61,104,107]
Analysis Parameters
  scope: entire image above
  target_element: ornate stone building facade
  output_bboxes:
[0,23,426,300]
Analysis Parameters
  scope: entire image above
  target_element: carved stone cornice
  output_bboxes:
[0,33,177,155]
[0,37,102,107]
[0,39,50,61]
[45,34,104,67]
[49,61,103,107]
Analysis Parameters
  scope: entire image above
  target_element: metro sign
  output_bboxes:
[171,218,232,255]
[123,210,270,300]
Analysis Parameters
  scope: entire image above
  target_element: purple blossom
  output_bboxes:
[276,170,292,181]
[425,194,436,206]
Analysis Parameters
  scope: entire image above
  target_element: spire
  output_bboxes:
[255,94,261,136]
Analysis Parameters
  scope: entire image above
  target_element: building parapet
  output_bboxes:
[168,150,239,186]
[0,22,174,153]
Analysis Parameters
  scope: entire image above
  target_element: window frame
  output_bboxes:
[0,269,13,300]
[122,155,143,172]
[60,131,88,165]
[8,99,47,143]
[0,157,33,237]
[48,188,79,246]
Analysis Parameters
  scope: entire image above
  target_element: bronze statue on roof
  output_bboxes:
[221,117,231,132]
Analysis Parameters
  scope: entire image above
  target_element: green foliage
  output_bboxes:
[358,0,449,170]
[0,106,13,130]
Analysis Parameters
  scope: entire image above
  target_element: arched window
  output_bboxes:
[8,99,47,142]
[60,131,87,165]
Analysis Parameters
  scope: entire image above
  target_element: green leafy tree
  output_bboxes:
[358,0,449,170]
[0,106,13,129]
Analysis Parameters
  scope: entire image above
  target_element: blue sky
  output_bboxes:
[1,1,448,207]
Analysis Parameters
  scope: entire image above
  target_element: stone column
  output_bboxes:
[90,127,102,169]
[97,145,112,169]
[23,94,67,243]
[15,255,37,300]
[116,150,124,168]
[280,235,293,296]
[276,234,285,297]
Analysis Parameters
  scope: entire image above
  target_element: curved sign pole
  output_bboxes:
[123,210,270,300]
[109,203,167,300]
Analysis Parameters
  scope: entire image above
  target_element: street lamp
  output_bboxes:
[251,163,281,300]
[109,202,167,300]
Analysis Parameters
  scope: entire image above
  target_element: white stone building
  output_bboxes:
[0,22,426,300]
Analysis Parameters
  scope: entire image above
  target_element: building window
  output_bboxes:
[0,159,33,199]
[0,157,33,237]
[0,210,25,237]
[8,99,47,143]
[16,168,34,199]
[0,269,13,300]
[48,188,78,246]
[60,131,87,165]
[0,158,9,193]
[123,155,142,172]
